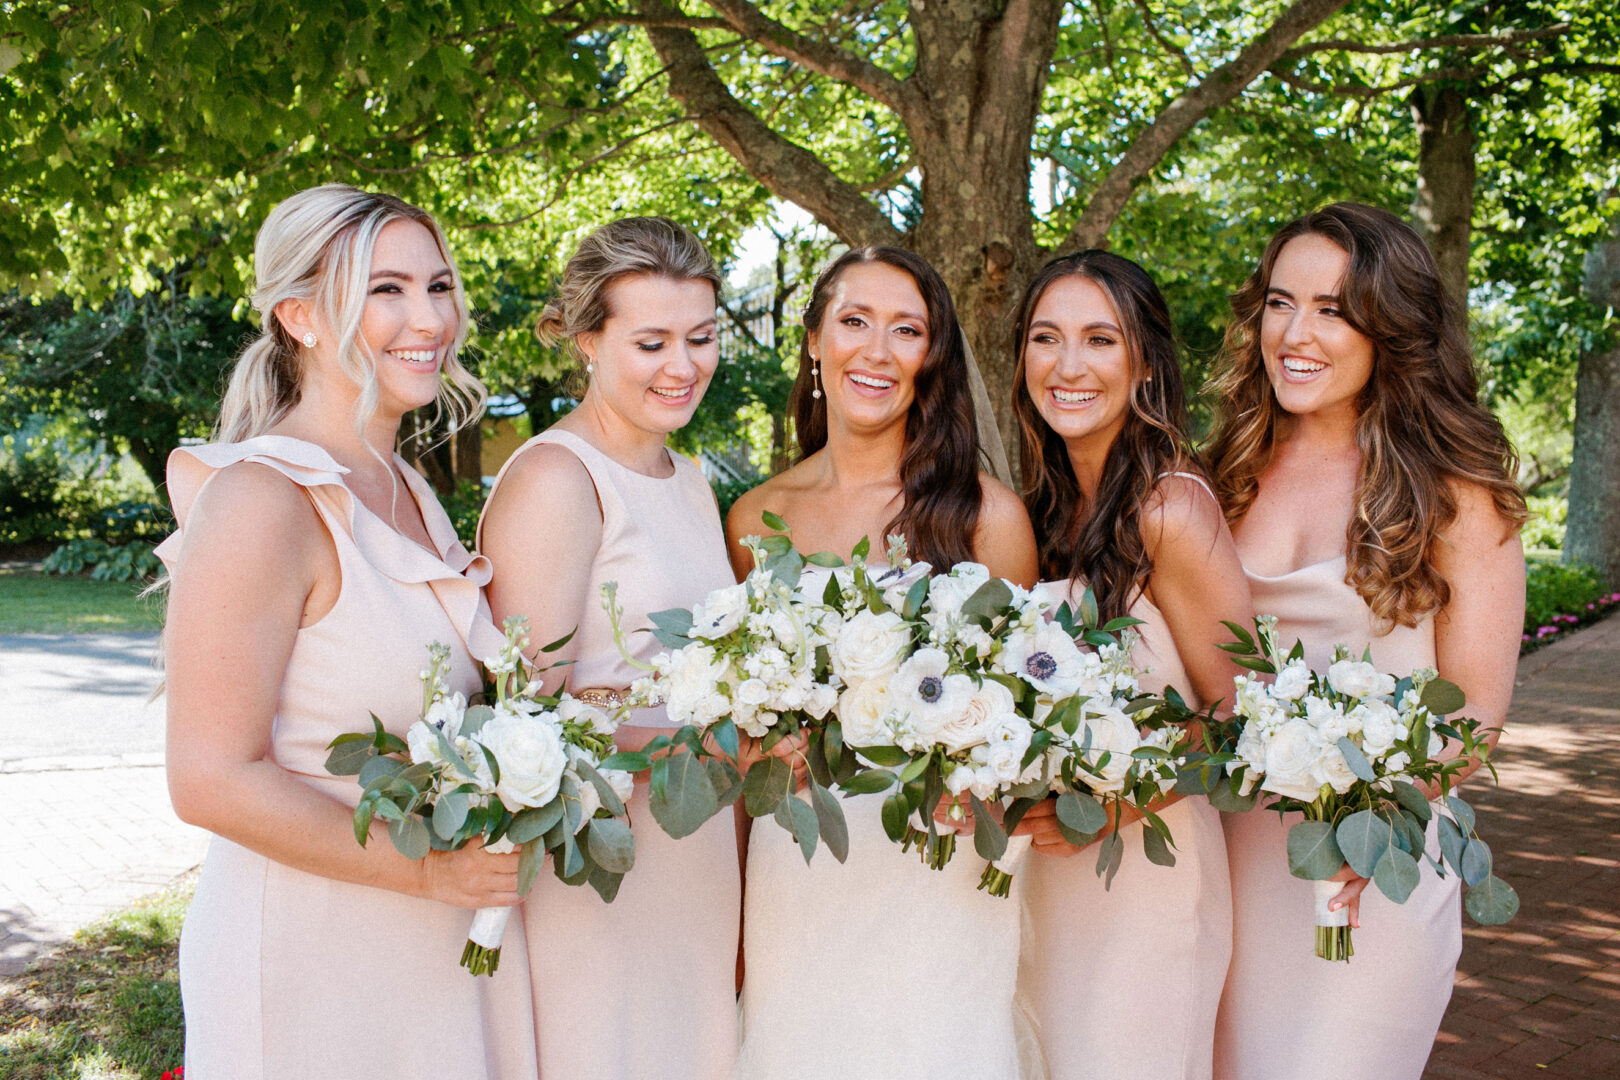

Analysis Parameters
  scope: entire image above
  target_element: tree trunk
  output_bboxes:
[125,433,175,514]
[1565,220,1620,586]
[1410,84,1475,304]
[452,420,483,486]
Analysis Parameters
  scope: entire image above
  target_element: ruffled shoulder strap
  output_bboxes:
[157,435,505,661]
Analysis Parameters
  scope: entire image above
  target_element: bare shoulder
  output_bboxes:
[975,472,1031,530]
[489,441,599,515]
[1444,478,1523,549]
[726,466,810,541]
[185,461,322,552]
[1142,472,1226,551]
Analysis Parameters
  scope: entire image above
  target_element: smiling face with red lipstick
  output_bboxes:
[1258,232,1375,427]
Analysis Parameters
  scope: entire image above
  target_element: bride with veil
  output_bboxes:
[722,245,1044,1080]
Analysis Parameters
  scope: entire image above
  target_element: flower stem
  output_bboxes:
[460,940,502,976]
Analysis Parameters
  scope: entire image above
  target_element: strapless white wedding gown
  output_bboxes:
[734,790,1037,1080]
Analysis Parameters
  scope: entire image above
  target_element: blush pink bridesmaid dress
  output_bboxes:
[1020,528,1234,1079]
[156,436,537,1080]
[1213,554,1461,1080]
[480,428,741,1080]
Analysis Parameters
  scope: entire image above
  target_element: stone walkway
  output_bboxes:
[1425,615,1620,1079]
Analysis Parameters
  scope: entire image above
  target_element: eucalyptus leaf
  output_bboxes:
[1390,780,1433,821]
[648,752,720,839]
[574,758,628,818]
[1445,796,1477,835]
[1055,790,1109,835]
[586,817,635,874]
[775,794,819,864]
[707,757,745,807]
[325,736,375,777]
[1286,820,1344,880]
[1095,829,1124,888]
[1436,813,1466,873]
[1419,677,1467,717]
[557,834,586,880]
[823,719,844,774]
[509,800,564,844]
[358,754,406,789]
[1372,845,1421,903]
[804,550,843,567]
[742,756,793,818]
[1335,809,1391,878]
[431,791,469,840]
[809,780,850,863]
[760,509,788,531]
[840,768,897,795]
[970,794,1008,861]
[960,577,1014,623]
[1141,824,1176,867]
[352,799,375,847]
[518,838,545,896]
[388,815,431,860]
[1207,777,1259,813]
[1335,737,1377,783]
[1464,874,1520,925]
[1078,587,1099,629]
[712,719,740,762]
[1461,838,1493,886]
[588,867,624,904]
[459,705,495,738]
[599,751,651,772]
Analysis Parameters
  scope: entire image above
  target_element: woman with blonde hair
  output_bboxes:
[159,183,535,1078]
[477,216,740,1079]
[1206,202,1525,1079]
[1011,249,1248,1080]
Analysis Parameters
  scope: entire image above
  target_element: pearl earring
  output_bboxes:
[810,353,821,400]
[586,362,595,374]
[302,332,318,348]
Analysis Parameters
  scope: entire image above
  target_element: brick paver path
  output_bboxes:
[1425,615,1620,1079]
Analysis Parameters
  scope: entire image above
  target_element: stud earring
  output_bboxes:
[302,332,318,349]
[810,353,821,400]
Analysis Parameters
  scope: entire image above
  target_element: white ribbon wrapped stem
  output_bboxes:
[1313,879,1351,928]
[468,906,512,950]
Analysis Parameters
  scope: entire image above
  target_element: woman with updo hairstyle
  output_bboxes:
[1008,250,1249,1080]
[159,183,536,1077]
[477,216,740,1079]
[1206,203,1526,1079]
[727,246,1038,1080]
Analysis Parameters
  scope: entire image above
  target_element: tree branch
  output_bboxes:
[1130,0,1196,78]
[697,0,918,121]
[1278,23,1570,61]
[1057,0,1353,255]
[635,0,902,248]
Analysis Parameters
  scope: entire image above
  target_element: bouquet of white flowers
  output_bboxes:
[325,617,636,975]
[1182,616,1518,961]
[834,561,1127,897]
[1002,592,1197,893]
[599,517,918,861]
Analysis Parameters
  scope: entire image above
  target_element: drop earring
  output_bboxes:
[302,332,318,349]
[586,361,595,374]
[810,353,821,400]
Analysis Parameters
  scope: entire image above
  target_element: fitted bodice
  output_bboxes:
[1243,555,1436,678]
[479,428,735,722]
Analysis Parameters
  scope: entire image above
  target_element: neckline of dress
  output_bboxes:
[540,428,680,481]
[1242,552,1348,583]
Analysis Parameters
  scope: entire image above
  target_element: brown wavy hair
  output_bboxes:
[1011,250,1200,624]
[1204,202,1526,627]
[789,247,981,568]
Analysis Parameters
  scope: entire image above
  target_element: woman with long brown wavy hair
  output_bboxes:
[1206,203,1525,1080]
[725,246,1038,1079]
[1010,250,1250,1080]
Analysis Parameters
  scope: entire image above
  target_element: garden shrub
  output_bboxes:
[42,537,163,582]
[1522,494,1567,551]
[1523,559,1607,635]
[0,438,74,545]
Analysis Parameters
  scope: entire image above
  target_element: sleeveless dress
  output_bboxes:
[1019,473,1233,1080]
[1213,554,1461,1080]
[154,436,537,1080]
[479,428,741,1080]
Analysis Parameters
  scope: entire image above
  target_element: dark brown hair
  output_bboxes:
[1205,202,1526,627]
[789,246,981,568]
[1012,250,1200,624]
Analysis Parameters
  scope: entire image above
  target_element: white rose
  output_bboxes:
[659,645,731,724]
[1259,719,1327,802]
[936,679,1017,753]
[944,765,977,797]
[690,583,750,639]
[407,719,451,769]
[1073,702,1140,794]
[969,765,1002,801]
[831,610,913,686]
[1353,699,1401,759]
[984,715,1035,784]
[1305,695,1351,744]
[1384,750,1411,775]
[837,677,895,747]
[604,767,636,804]
[476,713,568,809]
[804,682,839,720]
[1272,660,1312,701]
[736,678,772,708]
[1327,659,1384,700]
[1311,741,1359,795]
[927,563,990,621]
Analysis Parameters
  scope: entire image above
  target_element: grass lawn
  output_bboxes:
[0,570,164,635]
[0,881,188,1079]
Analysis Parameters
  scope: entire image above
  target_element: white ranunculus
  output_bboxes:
[1354,699,1401,759]
[1273,659,1312,701]
[556,696,616,736]
[406,719,451,769]
[659,644,732,724]
[984,714,1035,784]
[1259,719,1327,802]
[604,767,636,804]
[1073,702,1139,793]
[944,764,977,796]
[690,583,750,639]
[936,679,1018,753]
[1384,750,1411,775]
[831,610,913,687]
[1327,659,1387,700]
[927,563,991,622]
[476,713,568,809]
[837,677,895,747]
[1305,695,1351,743]
[969,765,1002,801]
